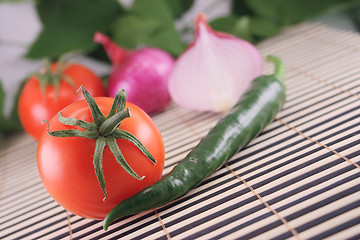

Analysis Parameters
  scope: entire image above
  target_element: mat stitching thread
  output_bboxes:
[66,210,73,240]
[288,66,360,99]
[305,31,360,52]
[155,210,172,239]
[225,164,302,240]
[276,117,360,170]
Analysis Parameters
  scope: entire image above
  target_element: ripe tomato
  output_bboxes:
[18,62,106,140]
[37,97,165,220]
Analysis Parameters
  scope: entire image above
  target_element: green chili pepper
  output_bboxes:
[103,55,286,230]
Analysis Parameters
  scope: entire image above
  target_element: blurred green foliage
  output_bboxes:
[1,0,360,135]
[0,80,23,136]
[22,0,360,60]
[213,0,360,42]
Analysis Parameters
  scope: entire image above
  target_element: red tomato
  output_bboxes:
[37,97,165,220]
[18,62,106,140]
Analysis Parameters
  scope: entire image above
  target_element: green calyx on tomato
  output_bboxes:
[43,86,156,200]
[34,53,75,100]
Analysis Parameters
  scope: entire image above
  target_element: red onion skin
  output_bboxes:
[108,48,174,114]
[94,32,174,114]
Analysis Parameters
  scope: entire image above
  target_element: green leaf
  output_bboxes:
[234,17,255,42]
[131,0,193,20]
[221,0,360,44]
[131,0,174,21]
[26,0,123,60]
[112,0,186,56]
[345,6,360,31]
[231,0,255,16]
[0,80,22,136]
[245,0,360,26]
[249,17,280,39]
[210,16,254,43]
[144,25,186,56]
[163,0,194,19]
[112,15,164,49]
[210,16,239,33]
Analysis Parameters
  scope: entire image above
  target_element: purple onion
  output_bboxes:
[95,32,174,114]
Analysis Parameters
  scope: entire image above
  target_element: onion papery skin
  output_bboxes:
[168,13,263,113]
[108,48,174,114]
[94,32,174,114]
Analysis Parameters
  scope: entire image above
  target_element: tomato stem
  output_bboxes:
[106,137,145,181]
[79,86,106,126]
[33,53,76,101]
[44,86,156,199]
[58,112,97,131]
[94,137,107,198]
[108,89,127,117]
[99,108,130,136]
[113,129,156,164]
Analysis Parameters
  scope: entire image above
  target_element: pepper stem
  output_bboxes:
[267,55,284,83]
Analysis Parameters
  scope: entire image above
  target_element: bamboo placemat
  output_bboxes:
[0,22,359,240]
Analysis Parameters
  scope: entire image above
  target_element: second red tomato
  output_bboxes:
[18,62,106,140]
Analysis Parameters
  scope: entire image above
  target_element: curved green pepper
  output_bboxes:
[103,55,286,230]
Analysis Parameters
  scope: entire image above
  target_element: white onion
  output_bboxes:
[168,13,263,113]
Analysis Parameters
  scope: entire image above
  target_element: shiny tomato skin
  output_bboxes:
[18,63,106,140]
[37,97,165,220]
